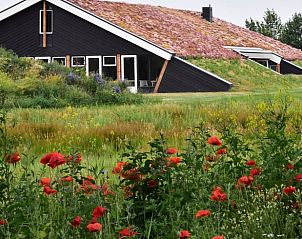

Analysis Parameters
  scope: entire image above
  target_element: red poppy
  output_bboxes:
[207,136,222,146]
[287,163,294,170]
[122,168,141,181]
[167,157,181,166]
[102,183,114,196]
[180,230,191,239]
[283,186,296,195]
[92,206,107,219]
[212,236,224,239]
[295,174,302,182]
[210,186,227,202]
[195,209,211,218]
[216,148,227,155]
[119,227,139,238]
[250,167,261,176]
[43,186,57,195]
[40,152,65,169]
[237,175,254,187]
[80,178,100,194]
[0,220,7,225]
[5,152,21,163]
[245,160,256,166]
[71,216,81,228]
[166,148,178,154]
[67,153,82,164]
[61,176,73,182]
[205,155,219,162]
[112,162,127,174]
[147,179,158,188]
[40,177,51,186]
[87,222,102,232]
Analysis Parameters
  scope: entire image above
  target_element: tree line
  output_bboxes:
[245,9,302,50]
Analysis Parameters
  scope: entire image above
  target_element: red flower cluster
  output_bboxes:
[167,157,182,166]
[166,147,178,154]
[236,175,254,189]
[119,227,139,238]
[0,219,7,225]
[5,152,21,164]
[61,176,73,182]
[195,209,211,218]
[71,216,81,228]
[295,174,302,182]
[92,206,107,221]
[283,186,296,195]
[43,186,57,195]
[40,177,51,186]
[66,153,82,164]
[147,179,158,188]
[245,160,256,166]
[40,152,65,169]
[210,187,227,202]
[180,230,191,239]
[212,236,224,239]
[250,167,261,177]
[79,176,101,194]
[216,148,227,155]
[112,162,127,174]
[287,163,294,170]
[207,136,222,146]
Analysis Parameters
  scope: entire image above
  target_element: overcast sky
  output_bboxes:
[0,0,301,27]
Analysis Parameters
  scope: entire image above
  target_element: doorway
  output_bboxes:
[86,56,102,77]
[121,55,137,93]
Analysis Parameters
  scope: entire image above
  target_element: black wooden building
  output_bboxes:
[0,0,233,93]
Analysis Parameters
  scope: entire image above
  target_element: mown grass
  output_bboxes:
[188,58,302,92]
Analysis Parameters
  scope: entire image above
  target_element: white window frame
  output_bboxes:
[103,56,116,67]
[121,55,138,93]
[71,56,85,67]
[52,57,66,66]
[86,56,102,76]
[39,10,53,35]
[35,56,51,63]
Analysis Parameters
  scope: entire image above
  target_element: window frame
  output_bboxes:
[103,56,117,67]
[39,9,54,35]
[71,56,86,67]
[52,57,67,66]
[35,56,51,63]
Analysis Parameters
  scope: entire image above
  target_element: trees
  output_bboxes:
[245,10,302,49]
[281,13,302,49]
[245,9,282,40]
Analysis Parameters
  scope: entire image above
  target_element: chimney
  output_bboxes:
[202,5,213,22]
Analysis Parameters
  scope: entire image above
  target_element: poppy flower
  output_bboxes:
[207,136,222,146]
[102,183,114,196]
[119,227,139,238]
[205,155,219,162]
[40,152,65,169]
[287,163,294,170]
[71,216,81,228]
[167,157,181,166]
[40,177,51,186]
[212,236,224,239]
[250,167,261,176]
[295,174,302,182]
[166,148,178,154]
[210,186,227,202]
[283,186,296,195]
[147,179,158,188]
[112,162,127,174]
[216,148,227,155]
[0,220,7,225]
[61,176,73,182]
[237,175,254,187]
[92,206,107,219]
[67,153,82,164]
[5,152,21,163]
[180,230,191,239]
[195,209,211,218]
[87,222,102,232]
[43,186,57,195]
[245,160,256,166]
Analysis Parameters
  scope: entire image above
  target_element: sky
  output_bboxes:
[0,0,301,27]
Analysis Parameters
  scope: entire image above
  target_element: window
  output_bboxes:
[103,56,116,66]
[39,10,53,34]
[72,56,85,67]
[35,57,51,63]
[52,57,66,66]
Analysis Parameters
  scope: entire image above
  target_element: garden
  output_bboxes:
[0,49,302,238]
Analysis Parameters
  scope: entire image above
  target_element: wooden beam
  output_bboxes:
[43,0,47,48]
[276,64,281,73]
[153,60,169,93]
[116,54,121,81]
[66,55,71,68]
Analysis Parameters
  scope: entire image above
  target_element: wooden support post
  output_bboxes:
[276,64,281,73]
[43,0,47,48]
[116,54,121,81]
[66,55,71,68]
[153,60,169,93]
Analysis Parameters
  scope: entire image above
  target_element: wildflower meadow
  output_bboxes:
[1,92,302,239]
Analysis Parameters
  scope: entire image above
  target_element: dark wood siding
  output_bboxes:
[280,60,302,75]
[158,57,232,93]
[0,2,150,56]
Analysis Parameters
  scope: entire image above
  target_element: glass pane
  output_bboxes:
[124,57,135,87]
[40,10,53,33]
[53,58,66,65]
[88,58,100,74]
[103,57,116,66]
[72,57,85,66]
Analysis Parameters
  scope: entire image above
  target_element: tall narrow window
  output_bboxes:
[39,10,53,34]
